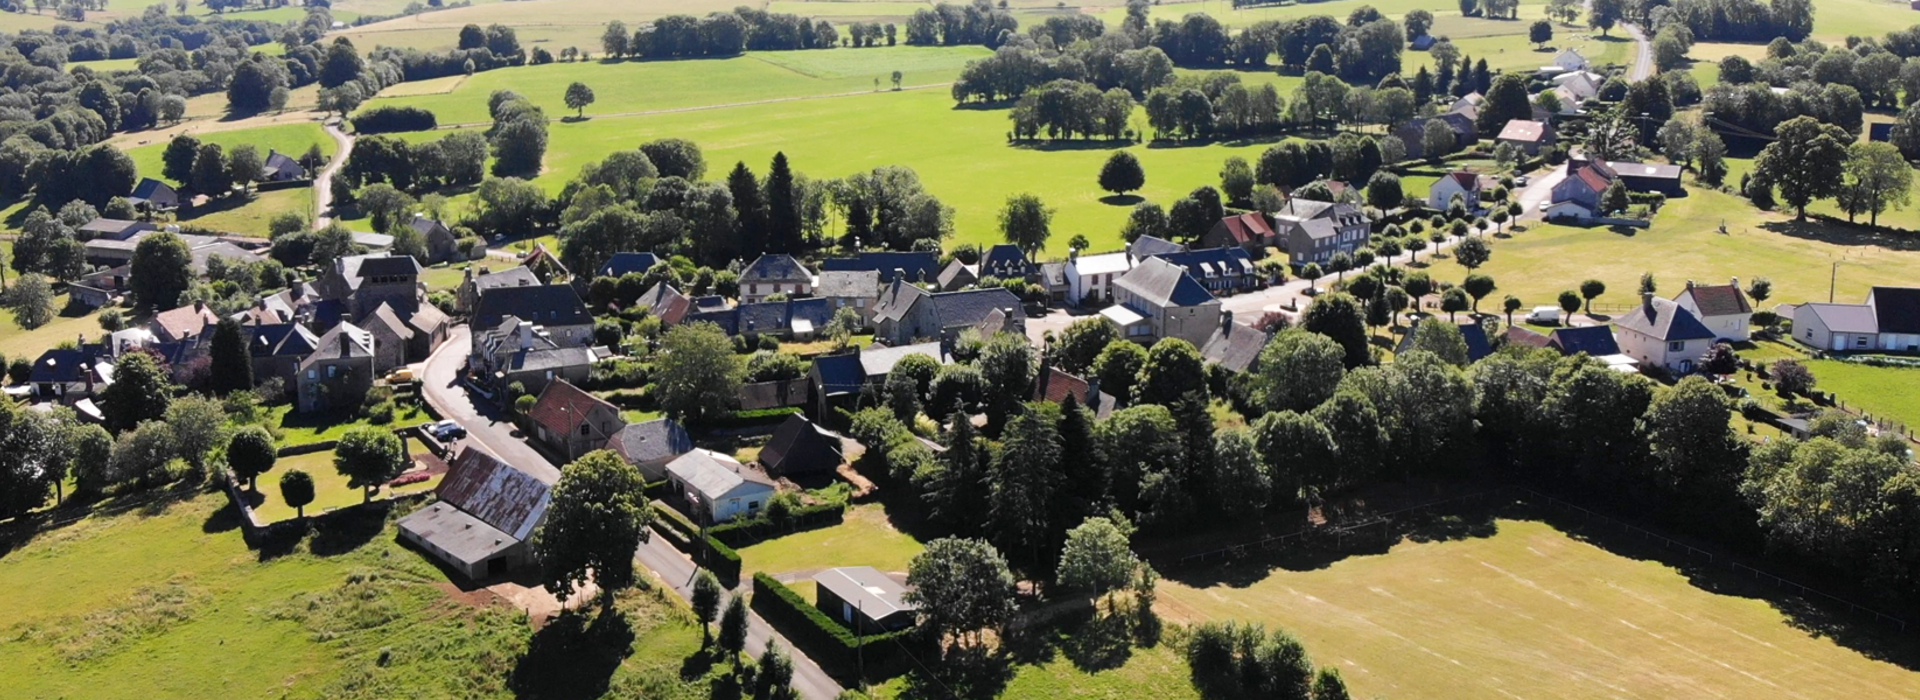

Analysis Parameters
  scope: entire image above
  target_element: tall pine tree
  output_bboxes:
[919,403,991,535]
[726,162,767,259]
[765,152,802,254]
[1053,395,1100,528]
[989,402,1063,576]
[208,318,253,395]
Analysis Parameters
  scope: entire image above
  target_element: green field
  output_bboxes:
[0,491,726,700]
[125,122,336,184]
[736,503,924,581]
[1160,517,1920,700]
[0,293,103,364]
[1739,338,1920,429]
[244,448,443,524]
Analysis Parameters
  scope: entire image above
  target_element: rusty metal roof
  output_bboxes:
[435,447,552,541]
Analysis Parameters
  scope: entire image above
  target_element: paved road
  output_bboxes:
[420,325,842,700]
[312,119,355,231]
[1624,21,1654,81]
[419,325,560,483]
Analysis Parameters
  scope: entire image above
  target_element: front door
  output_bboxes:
[1834,335,1847,351]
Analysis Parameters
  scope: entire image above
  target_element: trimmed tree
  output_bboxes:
[227,425,277,491]
[691,568,723,646]
[280,470,316,518]
[334,427,407,503]
[534,449,652,610]
[1098,150,1146,196]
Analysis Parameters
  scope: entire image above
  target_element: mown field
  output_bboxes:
[0,491,727,700]
[1158,517,1920,700]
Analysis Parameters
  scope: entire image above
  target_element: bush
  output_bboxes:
[350,106,439,134]
[707,501,845,546]
[750,573,915,678]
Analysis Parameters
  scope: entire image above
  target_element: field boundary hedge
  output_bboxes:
[750,573,916,680]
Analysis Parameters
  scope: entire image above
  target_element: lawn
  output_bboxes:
[266,402,430,446]
[1412,187,1920,314]
[0,295,104,365]
[735,503,924,580]
[1158,517,1920,700]
[1736,337,1920,429]
[0,490,726,700]
[335,0,747,51]
[125,121,336,184]
[420,262,473,292]
[245,448,443,523]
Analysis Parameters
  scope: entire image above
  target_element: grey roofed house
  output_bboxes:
[352,231,394,250]
[1616,296,1716,341]
[609,418,695,478]
[859,340,950,379]
[635,282,693,324]
[760,414,844,476]
[813,566,917,633]
[262,150,306,181]
[396,447,553,580]
[129,178,179,209]
[935,258,977,291]
[1199,314,1272,373]
[665,448,777,523]
[820,251,941,284]
[1127,234,1187,259]
[872,279,931,324]
[77,217,153,240]
[929,287,1024,327]
[1798,302,1880,334]
[815,269,879,301]
[1116,256,1215,308]
[598,252,662,279]
[741,253,814,284]
[1546,326,1622,356]
[1395,321,1494,362]
[980,243,1032,280]
[693,295,729,312]
[810,352,865,396]
[319,253,425,298]
[473,283,592,331]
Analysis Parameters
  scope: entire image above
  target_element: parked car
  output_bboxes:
[1514,175,1530,186]
[384,367,415,383]
[430,420,466,441]
[1527,306,1562,325]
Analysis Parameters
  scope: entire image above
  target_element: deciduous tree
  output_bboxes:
[334,427,407,503]
[535,450,652,609]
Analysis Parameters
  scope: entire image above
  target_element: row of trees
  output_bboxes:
[1748,116,1914,226]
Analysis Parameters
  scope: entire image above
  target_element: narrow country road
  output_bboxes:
[1624,21,1654,81]
[418,325,844,700]
[313,118,355,230]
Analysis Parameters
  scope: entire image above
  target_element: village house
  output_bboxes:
[664,449,776,524]
[472,283,594,349]
[246,321,320,387]
[1156,247,1257,295]
[1127,234,1186,259]
[820,251,942,286]
[128,178,179,211]
[456,266,541,314]
[1614,293,1717,373]
[1200,212,1276,255]
[1272,198,1371,271]
[597,251,662,280]
[262,150,307,181]
[813,566,917,633]
[609,418,695,480]
[1495,119,1555,156]
[1553,47,1588,72]
[1394,321,1494,363]
[396,447,553,580]
[1545,326,1623,357]
[815,269,881,322]
[869,280,1024,345]
[1546,158,1616,221]
[807,341,951,419]
[979,244,1034,281]
[409,215,462,265]
[1107,257,1222,346]
[1427,171,1483,212]
[296,322,376,412]
[1672,279,1753,342]
[634,282,694,325]
[29,342,113,404]
[1198,312,1272,374]
[935,258,977,291]
[1791,287,1920,353]
[528,380,625,461]
[1063,249,1135,306]
[1397,111,1477,161]
[1032,365,1116,420]
[471,316,594,396]
[740,253,815,302]
[151,301,221,344]
[759,414,844,477]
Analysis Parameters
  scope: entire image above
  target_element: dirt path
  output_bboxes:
[312,119,355,230]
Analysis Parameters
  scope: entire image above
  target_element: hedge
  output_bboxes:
[650,503,741,583]
[750,573,916,680]
[351,105,438,134]
[703,406,802,429]
[706,502,846,547]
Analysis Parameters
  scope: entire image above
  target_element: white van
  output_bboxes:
[1527,306,1562,325]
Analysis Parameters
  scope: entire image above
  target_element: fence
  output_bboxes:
[1170,486,1912,634]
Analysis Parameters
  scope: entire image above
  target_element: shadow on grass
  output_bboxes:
[1160,507,1501,590]
[892,643,1013,700]
[1008,139,1133,152]
[1760,217,1920,253]
[1099,194,1144,207]
[0,480,202,562]
[179,191,262,222]
[509,607,634,700]
[679,645,718,682]
[310,500,391,556]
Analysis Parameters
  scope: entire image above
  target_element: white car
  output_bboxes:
[1527,306,1562,325]
[1538,200,1551,212]
[1514,175,1531,186]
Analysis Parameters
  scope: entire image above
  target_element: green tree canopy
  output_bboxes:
[535,449,652,609]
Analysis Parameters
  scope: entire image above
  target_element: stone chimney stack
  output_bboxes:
[518,320,534,350]
[1731,276,1739,289]
[1641,291,1655,312]
[1221,310,1234,334]
[894,268,907,285]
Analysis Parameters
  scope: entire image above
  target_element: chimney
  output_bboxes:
[1220,310,1234,334]
[1731,276,1739,289]
[1069,247,1079,263]
[340,331,352,355]
[1685,279,1694,290]
[894,268,907,285]
[193,300,205,312]
[518,321,534,350]
[1641,291,1655,312]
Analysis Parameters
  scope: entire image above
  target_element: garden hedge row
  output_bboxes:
[750,573,915,680]
[350,105,438,134]
[706,502,845,547]
[650,503,742,583]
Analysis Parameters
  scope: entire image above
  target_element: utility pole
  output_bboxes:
[1830,261,1840,303]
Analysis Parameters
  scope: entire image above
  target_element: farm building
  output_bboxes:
[813,566,917,633]
[396,447,553,580]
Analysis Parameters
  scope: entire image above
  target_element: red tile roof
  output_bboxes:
[1033,367,1092,405]
[529,380,617,437]
[1445,171,1481,191]
[1571,162,1613,193]
[1215,212,1275,244]
[1497,119,1547,143]
[1675,283,1751,317]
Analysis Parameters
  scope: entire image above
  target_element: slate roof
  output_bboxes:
[528,380,618,438]
[263,150,305,179]
[130,178,178,205]
[474,284,592,331]
[407,302,449,337]
[811,352,866,396]
[610,418,694,465]
[1802,303,1879,334]
[1497,119,1549,143]
[820,251,942,284]
[350,253,425,279]
[300,322,374,370]
[1871,286,1920,334]
[981,244,1032,278]
[1442,171,1481,192]
[1115,257,1215,309]
[813,566,914,618]
[742,253,813,282]
[352,231,394,249]
[1675,283,1751,317]
[77,218,151,239]
[1398,322,1494,361]
[1156,247,1255,281]
[250,322,320,358]
[1506,326,1551,348]
[929,287,1024,329]
[472,266,541,294]
[1617,297,1716,341]
[363,302,414,341]
[598,252,662,279]
[1547,326,1621,356]
[1200,319,1271,373]
[502,345,594,373]
[760,414,843,475]
[1127,235,1186,258]
[666,449,774,501]
[1213,212,1274,244]
[935,259,977,290]
[817,269,880,299]
[871,278,932,323]
[410,216,452,238]
[634,283,692,324]
[30,345,111,384]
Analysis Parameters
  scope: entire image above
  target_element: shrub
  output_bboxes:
[350,106,438,133]
[750,573,915,678]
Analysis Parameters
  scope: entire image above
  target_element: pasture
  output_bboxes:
[1157,516,1920,700]
[242,447,443,524]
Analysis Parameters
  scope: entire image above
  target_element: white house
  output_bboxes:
[1614,293,1717,373]
[1554,48,1588,72]
[1427,171,1482,211]
[665,449,776,524]
[1064,249,1135,306]
[1671,279,1752,342]
[1553,71,1604,102]
[1790,287,1920,353]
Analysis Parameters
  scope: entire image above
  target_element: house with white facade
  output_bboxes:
[1107,257,1222,346]
[665,449,777,524]
[1672,279,1752,342]
[1064,249,1135,306]
[1427,171,1482,211]
[1614,293,1717,373]
[1791,287,1920,353]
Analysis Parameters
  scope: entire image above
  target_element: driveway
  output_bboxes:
[420,325,842,700]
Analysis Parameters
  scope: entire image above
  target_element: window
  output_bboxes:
[327,365,337,377]
[1668,341,1684,352]
[579,424,590,436]
[306,369,316,379]
[748,500,760,510]
[855,298,866,308]
[1856,336,1869,348]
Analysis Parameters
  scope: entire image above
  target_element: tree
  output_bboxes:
[279,470,315,518]
[989,402,1063,571]
[1502,294,1522,326]
[1256,329,1346,412]
[535,449,651,609]
[999,193,1053,261]
[717,594,749,671]
[101,351,171,433]
[1302,293,1370,368]
[1408,317,1471,366]
[226,426,277,492]
[1770,359,1815,396]
[1753,116,1852,221]
[1440,287,1470,321]
[1121,202,1169,243]
[1476,73,1534,134]
[1057,516,1138,611]
[1365,172,1403,211]
[1134,338,1208,407]
[334,427,407,503]
[1839,141,1913,227]
[1578,279,1606,315]
[564,82,596,118]
[1638,271,1657,295]
[754,641,796,700]
[691,569,722,646]
[207,319,253,395]
[765,152,802,254]
[1055,317,1118,375]
[1099,151,1146,196]
[1452,235,1490,271]
[1589,0,1622,35]
[655,322,745,424]
[161,134,200,184]
[903,537,1017,648]
[227,144,262,191]
[1746,277,1772,305]
[128,231,193,312]
[5,273,53,330]
[1461,273,1496,312]
[1313,668,1352,700]
[1092,340,1148,404]
[190,142,230,196]
[164,395,226,472]
[1601,178,1630,215]
[1529,20,1552,48]
[1557,289,1582,322]
[1421,118,1457,162]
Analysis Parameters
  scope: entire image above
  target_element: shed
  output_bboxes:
[395,447,553,580]
[813,566,917,633]
[760,414,844,476]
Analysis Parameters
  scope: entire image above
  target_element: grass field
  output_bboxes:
[736,503,924,580]
[244,449,443,523]
[0,294,102,364]
[1158,516,1920,700]
[1738,338,1920,429]
[125,122,336,183]
[266,403,429,446]
[0,490,725,700]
